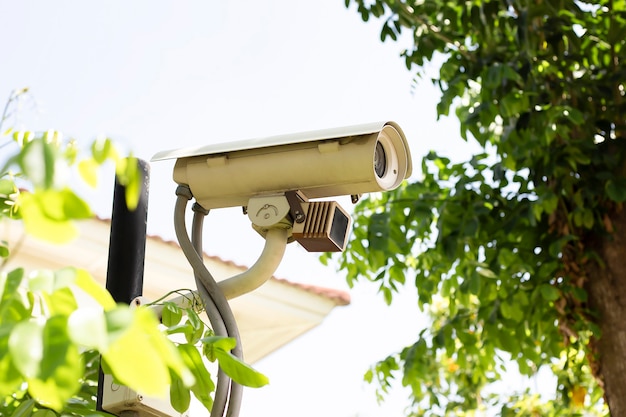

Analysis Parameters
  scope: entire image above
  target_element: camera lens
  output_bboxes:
[374,141,387,178]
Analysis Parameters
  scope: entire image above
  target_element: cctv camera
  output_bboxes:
[152,121,412,210]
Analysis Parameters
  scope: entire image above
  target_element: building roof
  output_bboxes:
[3,217,350,363]
[140,219,350,307]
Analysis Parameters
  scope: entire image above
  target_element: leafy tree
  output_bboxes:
[0,89,267,416]
[328,0,626,415]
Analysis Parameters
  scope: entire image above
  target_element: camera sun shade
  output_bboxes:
[152,121,412,210]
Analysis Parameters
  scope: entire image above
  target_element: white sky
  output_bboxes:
[0,1,475,416]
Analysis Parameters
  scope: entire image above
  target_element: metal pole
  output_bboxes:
[96,158,150,411]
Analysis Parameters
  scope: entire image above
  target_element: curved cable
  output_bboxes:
[190,205,232,417]
[174,186,244,417]
[174,185,291,417]
[217,227,289,299]
[190,205,227,337]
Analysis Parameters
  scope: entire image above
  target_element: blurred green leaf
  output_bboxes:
[68,307,108,351]
[91,137,117,164]
[115,157,141,211]
[9,398,35,417]
[606,179,626,203]
[28,316,82,411]
[1,268,25,311]
[18,139,57,189]
[539,284,560,302]
[102,307,173,397]
[0,324,24,397]
[32,410,56,417]
[9,320,44,378]
[0,178,18,215]
[73,268,116,311]
[477,267,497,279]
[77,158,99,188]
[18,189,92,244]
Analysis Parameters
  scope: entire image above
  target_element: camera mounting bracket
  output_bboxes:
[285,190,308,224]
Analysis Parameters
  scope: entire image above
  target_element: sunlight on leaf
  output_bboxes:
[68,307,108,351]
[18,192,79,244]
[115,157,141,211]
[77,158,99,188]
[0,325,23,398]
[9,320,44,378]
[102,307,186,397]
[73,268,116,311]
[28,316,82,411]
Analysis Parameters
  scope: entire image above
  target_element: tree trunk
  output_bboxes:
[586,207,626,415]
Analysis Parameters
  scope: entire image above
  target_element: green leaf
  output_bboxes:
[539,284,560,302]
[73,268,116,311]
[115,157,141,211]
[9,320,44,378]
[606,179,626,202]
[9,399,35,417]
[540,192,559,214]
[77,158,99,188]
[178,343,214,411]
[28,270,55,293]
[497,329,520,354]
[18,192,78,244]
[60,189,92,219]
[169,371,191,414]
[162,302,183,327]
[583,209,594,229]
[0,178,18,216]
[468,271,481,295]
[68,307,108,351]
[201,336,237,362]
[0,325,23,397]
[28,316,82,411]
[201,336,268,388]
[32,410,57,417]
[43,287,78,316]
[53,267,80,289]
[476,267,497,279]
[499,301,524,323]
[102,307,174,397]
[213,349,269,388]
[184,322,204,345]
[19,139,57,189]
[91,137,117,164]
[0,242,9,258]
[368,212,390,251]
[28,268,80,315]
[186,307,202,328]
[201,335,237,351]
[1,268,25,313]
[571,287,588,302]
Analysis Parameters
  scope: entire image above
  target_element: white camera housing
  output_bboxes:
[101,373,188,417]
[152,121,412,210]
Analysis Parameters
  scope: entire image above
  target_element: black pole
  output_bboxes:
[104,159,150,303]
[96,158,150,411]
